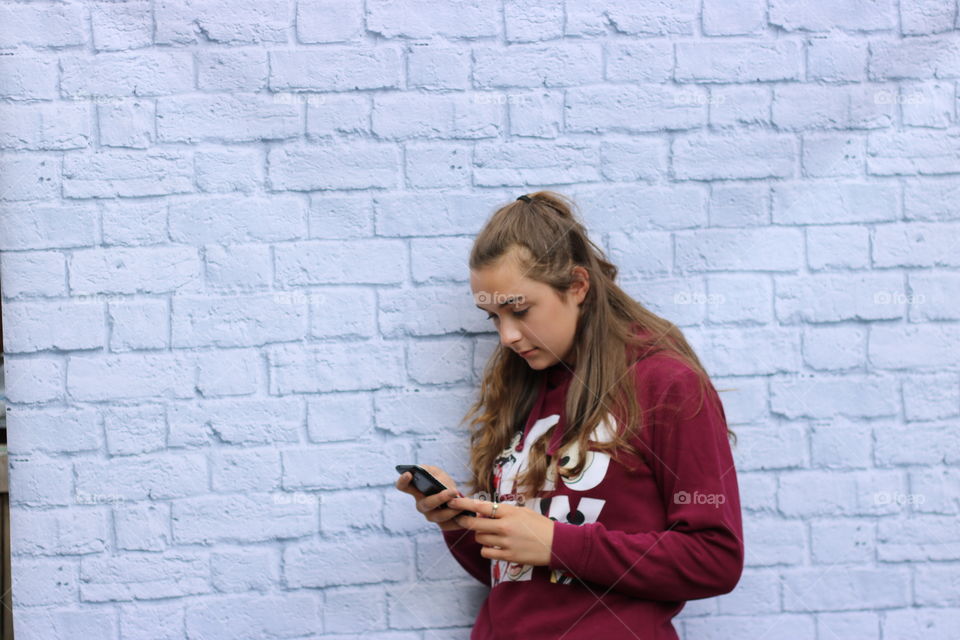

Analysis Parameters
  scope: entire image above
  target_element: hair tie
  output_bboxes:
[516,195,532,203]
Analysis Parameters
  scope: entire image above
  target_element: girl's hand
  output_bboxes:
[394,464,465,533]
[447,496,555,567]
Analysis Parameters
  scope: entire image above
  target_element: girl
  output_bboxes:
[395,191,743,639]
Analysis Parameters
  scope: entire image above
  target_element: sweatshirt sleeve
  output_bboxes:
[548,362,744,602]
[443,527,491,587]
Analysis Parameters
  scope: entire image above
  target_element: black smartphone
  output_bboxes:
[395,464,476,517]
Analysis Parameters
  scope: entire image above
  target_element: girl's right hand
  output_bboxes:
[395,464,465,532]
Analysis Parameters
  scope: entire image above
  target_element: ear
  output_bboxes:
[571,266,590,305]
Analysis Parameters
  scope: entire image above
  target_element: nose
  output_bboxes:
[498,318,524,348]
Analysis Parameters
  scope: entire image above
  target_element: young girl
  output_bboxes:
[395,191,743,639]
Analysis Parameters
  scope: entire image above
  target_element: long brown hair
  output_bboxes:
[459,190,737,502]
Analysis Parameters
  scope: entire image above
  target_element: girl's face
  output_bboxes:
[471,257,589,370]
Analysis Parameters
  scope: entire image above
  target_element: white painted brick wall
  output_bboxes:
[0,1,958,639]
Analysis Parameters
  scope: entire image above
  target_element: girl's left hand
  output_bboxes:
[447,496,555,567]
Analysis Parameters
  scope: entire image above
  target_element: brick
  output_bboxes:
[910,468,960,514]
[807,36,869,82]
[211,449,281,493]
[379,286,488,338]
[600,138,668,182]
[0,251,66,298]
[772,84,894,130]
[624,277,708,327]
[770,374,898,418]
[473,141,600,186]
[64,150,193,198]
[194,348,260,396]
[504,0,564,42]
[566,85,706,133]
[702,0,765,35]
[307,287,377,338]
[376,389,476,435]
[869,38,960,80]
[211,548,276,592]
[61,53,193,98]
[2,356,65,404]
[269,48,401,91]
[901,81,956,128]
[196,50,269,91]
[406,44,470,90]
[155,0,289,44]
[108,299,169,351]
[875,423,960,466]
[2,299,104,353]
[325,586,388,633]
[404,143,470,187]
[673,132,796,180]
[708,184,768,227]
[676,227,802,272]
[903,373,960,420]
[675,41,802,83]
[12,558,77,606]
[169,195,307,243]
[0,201,97,250]
[171,293,308,348]
[817,612,880,639]
[0,56,58,100]
[685,614,815,638]
[566,0,697,37]
[883,608,960,640]
[16,607,118,639]
[306,394,375,445]
[297,0,364,43]
[167,398,303,446]
[69,246,202,295]
[283,439,412,490]
[12,507,109,556]
[867,130,960,175]
[6,404,103,456]
[709,85,771,128]
[806,225,871,270]
[204,244,273,290]
[774,182,897,224]
[0,154,60,201]
[607,230,672,278]
[157,95,300,143]
[872,222,960,267]
[81,551,210,602]
[411,237,477,284]
[172,494,317,544]
[407,338,474,385]
[901,0,957,34]
[474,43,602,88]
[91,1,152,51]
[372,93,501,139]
[284,535,412,587]
[775,273,906,323]
[908,272,960,321]
[572,184,709,232]
[98,99,155,149]
[715,571,780,615]
[67,352,195,401]
[0,3,86,48]
[185,594,320,640]
[102,404,166,456]
[782,568,909,611]
[810,417,872,468]
[366,0,498,38]
[915,565,960,606]
[742,517,805,567]
[731,426,805,470]
[905,179,960,220]
[267,143,400,191]
[705,274,773,324]
[101,199,167,246]
[195,148,263,194]
[115,502,170,551]
[274,239,405,285]
[268,342,405,393]
[811,519,875,563]
[374,192,490,237]
[691,327,802,376]
[878,515,960,560]
[76,453,207,501]
[770,0,897,31]
[801,133,864,177]
[307,94,371,137]
[802,325,868,371]
[0,102,91,150]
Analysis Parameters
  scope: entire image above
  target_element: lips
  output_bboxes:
[519,348,537,357]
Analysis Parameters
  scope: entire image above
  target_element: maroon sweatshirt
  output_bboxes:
[443,350,744,639]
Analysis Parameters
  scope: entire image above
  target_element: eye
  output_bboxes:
[487,309,528,320]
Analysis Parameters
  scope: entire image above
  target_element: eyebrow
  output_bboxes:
[475,297,524,310]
